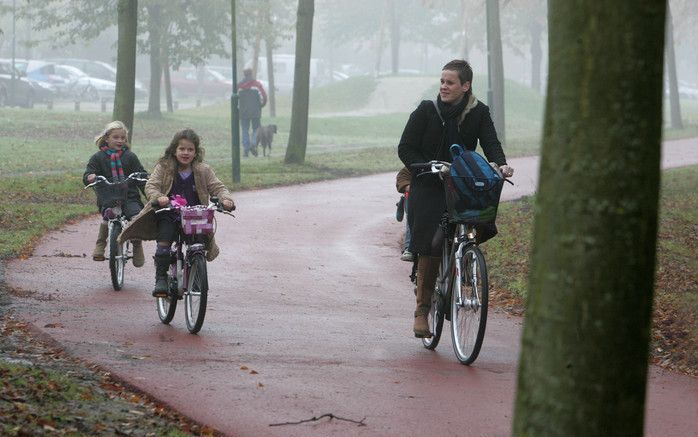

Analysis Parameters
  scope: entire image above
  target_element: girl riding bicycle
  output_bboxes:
[397,59,513,338]
[83,120,146,267]
[118,129,235,297]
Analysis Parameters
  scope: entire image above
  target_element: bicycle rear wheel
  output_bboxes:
[108,221,125,291]
[156,262,178,324]
[451,245,488,365]
[184,254,208,334]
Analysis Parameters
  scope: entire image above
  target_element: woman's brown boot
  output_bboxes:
[413,255,440,338]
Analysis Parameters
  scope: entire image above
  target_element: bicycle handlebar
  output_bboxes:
[410,160,514,185]
[153,198,235,217]
[84,172,149,189]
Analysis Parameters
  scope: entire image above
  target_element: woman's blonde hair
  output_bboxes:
[94,120,129,149]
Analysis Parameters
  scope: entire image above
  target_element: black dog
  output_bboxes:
[255,124,277,157]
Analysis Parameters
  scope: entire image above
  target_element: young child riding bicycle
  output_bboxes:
[117,128,235,297]
[83,120,146,267]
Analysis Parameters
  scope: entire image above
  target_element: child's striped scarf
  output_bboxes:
[101,146,125,180]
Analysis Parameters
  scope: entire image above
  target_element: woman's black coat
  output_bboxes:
[397,97,507,256]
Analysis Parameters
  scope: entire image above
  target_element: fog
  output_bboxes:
[0,0,696,104]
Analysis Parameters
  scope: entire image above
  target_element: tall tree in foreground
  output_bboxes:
[284,0,314,164]
[664,2,682,129]
[486,0,505,144]
[113,0,138,140]
[513,1,666,436]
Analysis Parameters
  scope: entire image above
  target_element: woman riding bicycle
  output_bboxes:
[397,59,514,338]
[118,129,235,297]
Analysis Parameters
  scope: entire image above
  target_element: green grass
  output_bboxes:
[485,166,698,372]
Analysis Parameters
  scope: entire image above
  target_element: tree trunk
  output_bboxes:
[486,0,505,144]
[284,0,314,164]
[163,58,173,112]
[665,3,682,129]
[161,39,173,113]
[529,20,542,93]
[146,3,162,116]
[265,36,276,117]
[389,0,399,75]
[459,0,469,60]
[113,0,138,141]
[262,0,275,117]
[252,34,261,77]
[374,1,387,76]
[512,2,667,436]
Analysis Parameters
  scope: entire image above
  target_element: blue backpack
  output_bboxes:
[445,144,504,224]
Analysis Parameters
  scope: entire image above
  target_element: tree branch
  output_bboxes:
[269,413,366,427]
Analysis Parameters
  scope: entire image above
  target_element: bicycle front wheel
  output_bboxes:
[451,245,488,365]
[184,254,208,334]
[108,221,125,291]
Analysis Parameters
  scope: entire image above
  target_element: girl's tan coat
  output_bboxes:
[118,160,235,261]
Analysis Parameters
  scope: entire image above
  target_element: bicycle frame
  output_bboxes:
[169,238,207,299]
[411,159,496,364]
[154,198,234,334]
[434,223,477,314]
[84,172,148,290]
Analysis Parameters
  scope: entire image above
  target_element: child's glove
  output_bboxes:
[171,195,188,208]
[396,196,405,222]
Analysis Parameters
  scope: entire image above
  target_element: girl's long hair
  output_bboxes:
[158,128,205,165]
[94,120,129,149]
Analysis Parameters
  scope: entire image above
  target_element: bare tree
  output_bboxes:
[486,0,505,144]
[513,1,667,435]
[284,0,314,164]
[113,0,138,140]
[665,2,683,129]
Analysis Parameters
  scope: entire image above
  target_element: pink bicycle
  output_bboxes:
[154,197,234,333]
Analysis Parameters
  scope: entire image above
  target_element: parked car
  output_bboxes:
[169,67,233,98]
[2,59,59,103]
[54,64,116,101]
[48,58,147,98]
[0,60,36,107]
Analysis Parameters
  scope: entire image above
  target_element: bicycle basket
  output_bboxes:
[95,182,128,208]
[445,145,504,224]
[444,177,504,224]
[180,207,215,235]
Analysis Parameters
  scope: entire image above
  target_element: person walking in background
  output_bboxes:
[238,68,268,157]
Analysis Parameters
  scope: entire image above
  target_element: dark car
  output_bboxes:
[0,60,36,107]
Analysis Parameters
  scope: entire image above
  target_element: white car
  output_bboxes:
[54,64,116,101]
[49,58,148,99]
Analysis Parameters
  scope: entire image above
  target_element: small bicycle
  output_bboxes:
[154,197,234,334]
[84,172,149,291]
[410,160,508,365]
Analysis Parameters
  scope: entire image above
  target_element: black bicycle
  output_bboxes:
[84,172,148,290]
[154,197,234,334]
[411,161,506,365]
